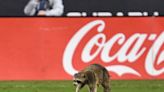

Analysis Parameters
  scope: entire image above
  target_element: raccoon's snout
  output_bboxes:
[73,80,82,86]
[74,80,82,83]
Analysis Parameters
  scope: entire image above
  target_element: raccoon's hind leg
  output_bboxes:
[101,80,111,92]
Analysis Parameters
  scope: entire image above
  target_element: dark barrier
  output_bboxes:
[0,0,164,16]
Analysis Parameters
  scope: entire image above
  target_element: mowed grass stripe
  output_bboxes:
[0,80,163,92]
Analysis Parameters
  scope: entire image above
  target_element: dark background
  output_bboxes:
[0,0,164,16]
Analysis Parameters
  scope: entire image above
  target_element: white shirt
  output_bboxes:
[24,0,64,16]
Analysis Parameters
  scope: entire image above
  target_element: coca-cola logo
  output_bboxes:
[63,20,164,77]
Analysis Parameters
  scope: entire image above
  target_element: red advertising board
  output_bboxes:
[0,18,163,80]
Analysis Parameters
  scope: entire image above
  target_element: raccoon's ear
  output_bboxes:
[81,73,85,78]
[74,73,78,77]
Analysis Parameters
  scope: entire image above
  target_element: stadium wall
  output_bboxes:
[0,17,163,80]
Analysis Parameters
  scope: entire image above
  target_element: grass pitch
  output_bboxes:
[0,80,163,92]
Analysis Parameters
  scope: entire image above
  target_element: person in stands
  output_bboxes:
[24,0,64,16]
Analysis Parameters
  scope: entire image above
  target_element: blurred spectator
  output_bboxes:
[24,0,64,16]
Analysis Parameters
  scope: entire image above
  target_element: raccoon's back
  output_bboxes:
[83,64,106,73]
[84,64,110,82]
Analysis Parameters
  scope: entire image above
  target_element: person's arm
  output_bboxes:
[24,0,39,16]
[45,0,64,16]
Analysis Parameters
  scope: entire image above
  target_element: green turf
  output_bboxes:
[0,80,163,92]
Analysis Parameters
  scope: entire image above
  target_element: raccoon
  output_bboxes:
[73,64,111,92]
